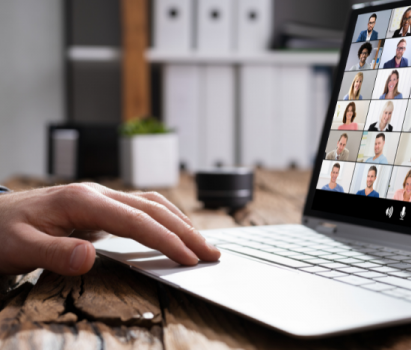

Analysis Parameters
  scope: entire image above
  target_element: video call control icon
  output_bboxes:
[400,207,406,221]
[386,206,394,218]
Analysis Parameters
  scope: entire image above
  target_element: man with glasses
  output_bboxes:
[383,39,409,68]
[357,13,378,42]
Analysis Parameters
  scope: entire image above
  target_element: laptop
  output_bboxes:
[94,0,411,338]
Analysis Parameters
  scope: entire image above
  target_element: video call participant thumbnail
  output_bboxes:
[393,169,411,202]
[338,102,358,130]
[343,72,363,100]
[365,133,388,164]
[379,70,403,99]
[350,42,373,71]
[383,39,408,68]
[368,101,394,132]
[392,7,411,38]
[357,13,378,42]
[321,163,344,193]
[326,133,349,161]
[356,166,379,197]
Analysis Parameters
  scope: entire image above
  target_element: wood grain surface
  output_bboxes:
[3,170,411,349]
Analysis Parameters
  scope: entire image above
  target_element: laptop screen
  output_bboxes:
[307,2,411,231]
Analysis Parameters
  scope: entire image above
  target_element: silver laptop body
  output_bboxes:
[94,0,411,338]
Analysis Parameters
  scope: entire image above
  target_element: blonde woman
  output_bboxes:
[343,72,363,100]
[393,170,411,202]
[379,70,403,99]
[338,102,358,130]
[368,101,394,131]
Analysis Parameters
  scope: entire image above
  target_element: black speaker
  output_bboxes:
[195,168,254,209]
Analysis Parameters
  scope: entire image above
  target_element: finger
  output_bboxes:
[79,185,219,261]
[4,223,95,276]
[137,192,193,226]
[58,184,200,265]
[82,183,193,227]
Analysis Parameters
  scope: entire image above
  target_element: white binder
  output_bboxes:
[163,65,202,171]
[153,0,193,51]
[239,65,279,168]
[197,0,235,52]
[200,65,235,168]
[278,65,313,169]
[237,0,273,52]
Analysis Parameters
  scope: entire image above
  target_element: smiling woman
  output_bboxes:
[392,7,411,37]
[380,69,402,99]
[368,101,394,131]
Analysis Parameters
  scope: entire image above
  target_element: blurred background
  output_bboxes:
[0,0,368,184]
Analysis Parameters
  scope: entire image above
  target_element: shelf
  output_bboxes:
[67,46,121,62]
[145,49,340,65]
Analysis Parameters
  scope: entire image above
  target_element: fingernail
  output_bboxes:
[70,244,87,271]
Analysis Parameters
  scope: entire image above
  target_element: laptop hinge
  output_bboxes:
[315,222,337,235]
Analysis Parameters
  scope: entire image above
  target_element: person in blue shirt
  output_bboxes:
[365,133,389,164]
[379,69,403,99]
[356,166,380,197]
[356,13,378,42]
[321,163,344,192]
[383,39,409,69]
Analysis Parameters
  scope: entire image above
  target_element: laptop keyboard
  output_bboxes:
[202,225,411,301]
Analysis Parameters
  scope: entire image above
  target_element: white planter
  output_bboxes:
[120,133,179,188]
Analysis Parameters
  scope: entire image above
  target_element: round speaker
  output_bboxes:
[195,168,254,209]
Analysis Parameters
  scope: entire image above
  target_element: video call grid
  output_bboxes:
[318,6,411,200]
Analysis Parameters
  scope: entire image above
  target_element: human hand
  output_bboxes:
[0,183,220,276]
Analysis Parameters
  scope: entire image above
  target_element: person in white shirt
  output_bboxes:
[393,7,411,38]
[349,42,373,70]
[368,101,394,132]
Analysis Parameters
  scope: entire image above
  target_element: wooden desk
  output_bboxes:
[2,170,411,349]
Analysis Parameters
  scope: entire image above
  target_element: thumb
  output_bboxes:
[17,227,96,276]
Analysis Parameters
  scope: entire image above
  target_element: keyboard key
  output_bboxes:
[338,251,363,257]
[356,248,379,254]
[299,266,330,273]
[305,258,330,265]
[370,266,400,273]
[291,247,313,253]
[335,275,374,286]
[259,247,288,253]
[370,251,396,257]
[370,258,397,265]
[322,254,346,260]
[219,244,312,268]
[336,267,367,274]
[239,241,268,250]
[337,258,363,264]
[354,255,378,261]
[317,271,348,278]
[321,247,349,254]
[320,262,347,269]
[362,283,394,292]
[374,276,411,290]
[302,250,330,257]
[354,271,386,279]
[351,262,380,269]
[387,255,410,261]
[389,271,411,278]
[287,254,315,261]
[387,263,411,269]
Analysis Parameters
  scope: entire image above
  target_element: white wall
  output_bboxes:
[402,102,411,131]
[0,0,64,182]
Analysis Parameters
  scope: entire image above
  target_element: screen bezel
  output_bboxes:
[303,0,411,235]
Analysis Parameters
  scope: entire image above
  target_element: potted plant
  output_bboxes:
[119,117,179,188]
